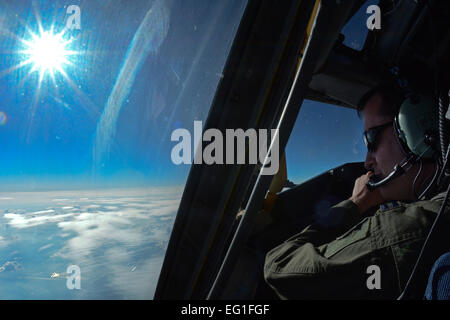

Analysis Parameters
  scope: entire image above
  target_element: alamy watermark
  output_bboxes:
[171,121,279,175]
[366,5,381,30]
[66,264,81,290]
[366,264,381,290]
[65,5,81,31]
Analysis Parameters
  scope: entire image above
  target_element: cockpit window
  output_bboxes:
[285,100,366,184]
[0,0,247,299]
[340,0,379,51]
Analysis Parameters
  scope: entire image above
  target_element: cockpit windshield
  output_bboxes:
[0,0,246,299]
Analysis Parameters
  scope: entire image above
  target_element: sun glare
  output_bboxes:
[21,29,77,81]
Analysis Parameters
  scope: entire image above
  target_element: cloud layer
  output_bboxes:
[0,186,182,299]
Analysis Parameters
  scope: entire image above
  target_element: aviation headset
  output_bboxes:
[394,93,441,161]
[365,84,445,194]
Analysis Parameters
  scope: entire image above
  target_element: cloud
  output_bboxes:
[38,244,54,252]
[4,212,75,229]
[0,186,181,298]
[0,260,21,273]
[105,251,164,299]
[32,209,55,214]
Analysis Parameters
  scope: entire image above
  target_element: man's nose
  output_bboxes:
[364,151,375,171]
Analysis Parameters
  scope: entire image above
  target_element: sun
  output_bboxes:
[20,28,77,82]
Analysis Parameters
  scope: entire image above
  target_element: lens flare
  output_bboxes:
[20,28,77,82]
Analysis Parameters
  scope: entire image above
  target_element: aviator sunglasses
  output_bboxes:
[363,121,393,152]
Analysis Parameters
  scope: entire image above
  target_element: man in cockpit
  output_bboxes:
[264,84,449,299]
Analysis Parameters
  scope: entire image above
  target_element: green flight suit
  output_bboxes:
[264,192,449,299]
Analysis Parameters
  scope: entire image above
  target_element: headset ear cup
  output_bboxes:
[397,95,440,159]
[394,116,412,155]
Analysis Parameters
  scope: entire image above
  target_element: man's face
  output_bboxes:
[363,94,415,200]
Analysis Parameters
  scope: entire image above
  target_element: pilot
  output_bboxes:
[263,84,449,299]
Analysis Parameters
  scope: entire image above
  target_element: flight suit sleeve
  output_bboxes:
[282,199,363,246]
[263,199,380,299]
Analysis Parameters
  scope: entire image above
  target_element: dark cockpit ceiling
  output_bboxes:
[306,0,450,109]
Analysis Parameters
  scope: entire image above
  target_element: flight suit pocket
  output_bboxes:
[323,219,370,259]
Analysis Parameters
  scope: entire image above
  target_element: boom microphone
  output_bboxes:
[366,165,405,190]
[366,154,418,190]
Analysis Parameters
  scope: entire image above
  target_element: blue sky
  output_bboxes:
[0,0,246,190]
[0,0,373,191]
[286,100,366,183]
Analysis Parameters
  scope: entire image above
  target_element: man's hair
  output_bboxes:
[357,84,405,118]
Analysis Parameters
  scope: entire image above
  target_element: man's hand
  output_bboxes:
[349,172,385,214]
